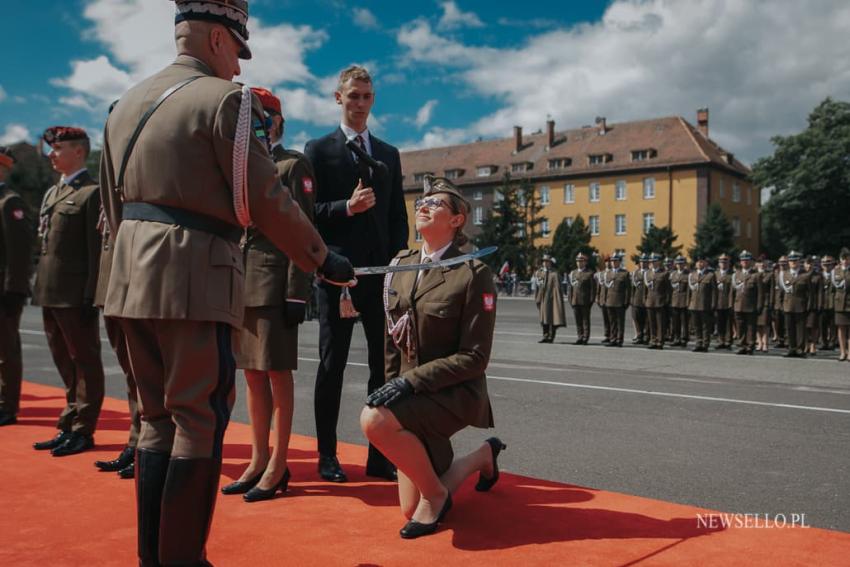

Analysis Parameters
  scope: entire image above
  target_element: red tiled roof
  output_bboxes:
[400,116,751,191]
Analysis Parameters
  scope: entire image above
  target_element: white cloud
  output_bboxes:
[51,55,133,106]
[278,88,340,126]
[399,0,850,163]
[414,99,438,128]
[353,7,380,30]
[438,1,483,30]
[0,124,32,145]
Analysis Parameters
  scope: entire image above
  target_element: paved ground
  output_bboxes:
[18,299,850,531]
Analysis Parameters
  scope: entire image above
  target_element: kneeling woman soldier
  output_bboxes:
[360,176,505,539]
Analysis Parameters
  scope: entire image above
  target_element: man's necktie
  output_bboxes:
[412,257,432,296]
[355,134,372,186]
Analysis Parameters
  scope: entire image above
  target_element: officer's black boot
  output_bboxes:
[158,457,219,566]
[136,448,170,567]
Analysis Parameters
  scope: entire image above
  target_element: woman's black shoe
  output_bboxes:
[243,468,290,502]
[399,493,452,539]
[475,437,507,492]
[221,471,263,495]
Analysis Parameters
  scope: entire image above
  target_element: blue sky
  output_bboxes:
[1,1,849,163]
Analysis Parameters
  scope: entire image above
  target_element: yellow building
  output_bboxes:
[399,109,758,260]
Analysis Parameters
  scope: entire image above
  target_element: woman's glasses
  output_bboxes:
[415,197,452,211]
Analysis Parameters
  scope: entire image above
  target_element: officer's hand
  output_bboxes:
[348,179,376,214]
[366,377,414,408]
[319,250,354,284]
[284,300,306,326]
[1,293,27,312]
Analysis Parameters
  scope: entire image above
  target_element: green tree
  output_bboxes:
[474,173,526,276]
[633,225,682,263]
[516,177,547,272]
[550,215,598,272]
[752,97,850,256]
[5,142,58,212]
[689,203,738,261]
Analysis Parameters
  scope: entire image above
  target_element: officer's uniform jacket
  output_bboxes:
[595,269,608,306]
[567,267,595,306]
[534,267,566,327]
[732,268,763,313]
[603,267,631,308]
[772,271,786,311]
[631,268,647,307]
[831,265,850,313]
[687,269,716,311]
[760,271,775,311]
[715,269,734,310]
[0,184,33,296]
[32,171,101,307]
[780,270,811,313]
[99,55,325,327]
[243,146,316,307]
[670,269,690,308]
[644,268,671,308]
[807,271,824,313]
[822,270,835,311]
[384,246,496,429]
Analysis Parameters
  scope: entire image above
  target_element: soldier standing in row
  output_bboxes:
[631,253,649,344]
[820,255,837,351]
[780,251,811,358]
[804,256,824,356]
[534,254,565,343]
[596,256,610,344]
[756,256,774,353]
[31,127,105,457]
[645,253,671,350]
[833,250,850,361]
[772,256,789,348]
[568,252,595,345]
[669,255,690,347]
[0,147,33,427]
[714,253,734,350]
[687,255,715,352]
[732,251,763,355]
[603,253,631,347]
[98,2,352,562]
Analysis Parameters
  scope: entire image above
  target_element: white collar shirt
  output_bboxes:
[340,123,372,156]
[60,168,88,186]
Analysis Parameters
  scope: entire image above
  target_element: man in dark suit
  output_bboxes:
[306,65,409,482]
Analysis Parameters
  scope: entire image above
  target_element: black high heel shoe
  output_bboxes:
[243,468,290,502]
[221,471,263,495]
[399,493,452,539]
[475,437,507,492]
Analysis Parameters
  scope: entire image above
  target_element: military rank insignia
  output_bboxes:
[483,293,495,312]
[12,209,25,221]
[302,177,314,193]
[252,117,267,141]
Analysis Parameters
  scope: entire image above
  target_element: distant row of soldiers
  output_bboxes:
[534,250,850,359]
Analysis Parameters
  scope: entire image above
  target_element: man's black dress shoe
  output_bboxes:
[51,432,94,457]
[221,471,263,495]
[476,437,507,492]
[95,446,135,472]
[400,493,452,539]
[243,468,290,502]
[0,410,16,426]
[118,462,135,479]
[366,464,398,481]
[318,455,347,482]
[33,430,72,451]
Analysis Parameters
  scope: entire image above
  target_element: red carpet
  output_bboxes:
[1,381,848,566]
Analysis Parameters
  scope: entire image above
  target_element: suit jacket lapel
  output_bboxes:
[333,127,357,176]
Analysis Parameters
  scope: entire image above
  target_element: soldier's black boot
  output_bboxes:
[158,457,219,566]
[136,448,170,567]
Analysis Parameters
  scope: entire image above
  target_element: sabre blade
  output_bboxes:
[353,246,498,276]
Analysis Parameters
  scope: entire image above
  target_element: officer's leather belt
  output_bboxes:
[122,202,242,244]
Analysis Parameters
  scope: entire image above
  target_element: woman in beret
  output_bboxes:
[360,176,505,539]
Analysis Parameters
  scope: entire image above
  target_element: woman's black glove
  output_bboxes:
[284,300,306,326]
[366,378,414,408]
[1,293,27,312]
[319,250,354,284]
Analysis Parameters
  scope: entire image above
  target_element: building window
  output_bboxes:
[643,212,655,233]
[615,214,627,235]
[415,229,422,242]
[643,177,656,199]
[563,183,575,203]
[477,165,495,177]
[732,182,741,203]
[548,158,572,170]
[719,178,725,199]
[511,162,532,173]
[615,180,627,201]
[631,149,657,161]
[541,219,550,237]
[494,189,503,202]
[614,248,626,257]
[444,168,464,179]
[473,206,484,225]
[540,185,550,205]
[413,172,433,183]
[733,216,741,237]
[518,190,526,207]
[565,216,574,227]
[473,190,483,201]
[746,220,752,238]
[588,153,612,165]
[589,182,601,202]
[589,215,600,236]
